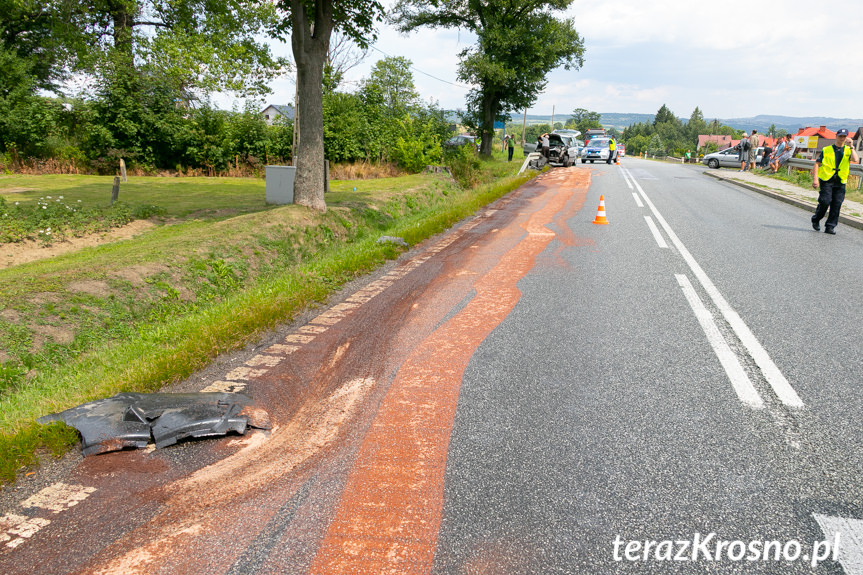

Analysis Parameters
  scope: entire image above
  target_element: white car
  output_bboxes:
[580,137,616,163]
[701,146,764,169]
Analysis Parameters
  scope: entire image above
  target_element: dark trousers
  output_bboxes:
[813,178,846,230]
[508,147,514,161]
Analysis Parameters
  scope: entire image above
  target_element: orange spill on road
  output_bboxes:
[309,170,591,574]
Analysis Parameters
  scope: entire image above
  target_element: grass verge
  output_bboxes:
[0,152,537,484]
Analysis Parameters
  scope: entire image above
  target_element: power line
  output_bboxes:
[365,43,472,90]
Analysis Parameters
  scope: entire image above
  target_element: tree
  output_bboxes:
[0,0,72,93]
[276,0,384,210]
[646,134,664,157]
[392,0,584,157]
[361,56,420,116]
[48,0,289,101]
[686,107,707,142]
[567,108,602,134]
[324,29,368,93]
[653,104,677,126]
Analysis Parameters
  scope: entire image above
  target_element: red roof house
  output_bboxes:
[793,126,836,158]
[697,134,733,151]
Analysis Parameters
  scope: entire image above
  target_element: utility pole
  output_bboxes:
[551,105,555,130]
[521,109,527,145]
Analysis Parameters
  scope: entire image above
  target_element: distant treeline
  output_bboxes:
[1,55,454,176]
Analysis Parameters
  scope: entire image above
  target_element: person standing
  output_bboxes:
[748,130,759,170]
[606,138,616,164]
[738,132,750,171]
[540,133,550,158]
[811,128,860,234]
[507,134,515,161]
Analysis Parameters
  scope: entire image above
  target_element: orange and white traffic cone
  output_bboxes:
[592,195,609,225]
[615,155,620,165]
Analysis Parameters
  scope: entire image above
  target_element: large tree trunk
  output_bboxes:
[479,93,497,157]
[290,0,332,212]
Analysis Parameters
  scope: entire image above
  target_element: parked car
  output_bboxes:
[580,137,617,163]
[701,146,764,169]
[445,135,477,150]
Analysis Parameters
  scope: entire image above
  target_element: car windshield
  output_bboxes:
[589,139,610,148]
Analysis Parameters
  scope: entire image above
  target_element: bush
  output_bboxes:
[445,143,481,188]
[392,115,443,173]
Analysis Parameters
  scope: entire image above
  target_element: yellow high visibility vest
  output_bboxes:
[818,145,852,183]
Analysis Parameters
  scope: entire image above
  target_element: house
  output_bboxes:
[791,126,835,159]
[697,134,733,151]
[262,104,295,125]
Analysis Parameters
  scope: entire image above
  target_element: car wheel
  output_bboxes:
[590,160,594,164]
[708,158,719,169]
[581,159,586,164]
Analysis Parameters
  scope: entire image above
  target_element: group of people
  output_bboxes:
[736,130,800,173]
[737,130,760,171]
[766,134,798,173]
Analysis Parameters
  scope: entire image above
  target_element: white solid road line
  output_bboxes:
[621,169,634,190]
[814,513,863,575]
[644,216,669,249]
[676,275,764,408]
[623,167,804,408]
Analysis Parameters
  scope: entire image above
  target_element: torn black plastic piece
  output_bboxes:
[38,392,271,456]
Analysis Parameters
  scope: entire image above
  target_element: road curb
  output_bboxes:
[703,171,863,232]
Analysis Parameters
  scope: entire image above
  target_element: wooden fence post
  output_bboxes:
[111,176,120,206]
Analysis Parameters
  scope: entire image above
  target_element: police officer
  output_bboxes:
[607,138,616,164]
[811,128,860,234]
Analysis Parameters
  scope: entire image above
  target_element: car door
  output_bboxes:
[719,147,741,167]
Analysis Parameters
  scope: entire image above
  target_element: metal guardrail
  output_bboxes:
[784,158,863,190]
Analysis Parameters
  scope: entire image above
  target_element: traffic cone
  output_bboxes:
[592,195,609,225]
[615,154,620,165]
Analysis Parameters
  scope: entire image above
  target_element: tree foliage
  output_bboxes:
[622,104,741,157]
[391,0,584,156]
[566,108,602,134]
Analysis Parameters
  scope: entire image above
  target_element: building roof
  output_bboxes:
[794,125,835,139]
[697,134,732,149]
[262,104,295,120]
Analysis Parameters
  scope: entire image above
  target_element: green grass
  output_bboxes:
[0,174,273,217]
[0,154,532,483]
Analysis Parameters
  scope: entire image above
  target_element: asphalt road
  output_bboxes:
[2,158,862,574]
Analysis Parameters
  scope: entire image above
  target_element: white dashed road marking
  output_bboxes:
[1,482,96,549]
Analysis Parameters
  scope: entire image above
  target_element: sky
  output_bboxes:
[219,0,862,122]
